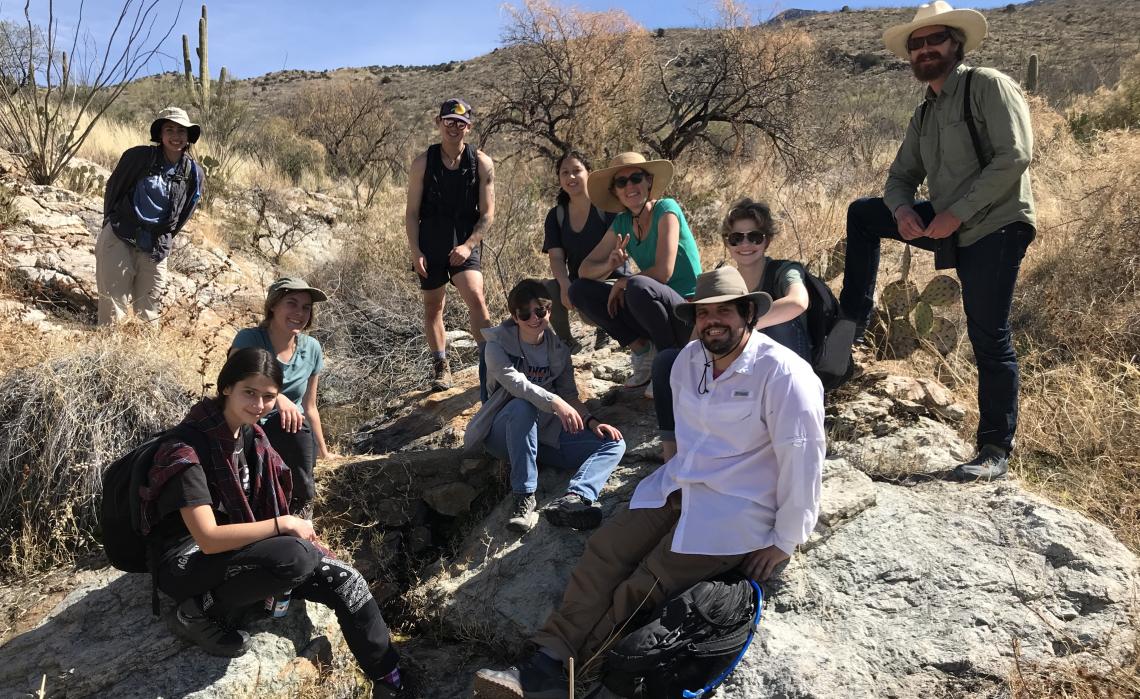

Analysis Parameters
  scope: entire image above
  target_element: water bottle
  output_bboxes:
[272,590,291,618]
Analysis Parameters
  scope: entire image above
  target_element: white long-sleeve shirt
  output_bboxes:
[630,330,825,556]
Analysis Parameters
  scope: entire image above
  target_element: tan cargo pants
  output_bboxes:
[530,493,744,669]
[95,223,168,325]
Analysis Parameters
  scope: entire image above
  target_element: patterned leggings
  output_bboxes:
[157,535,398,679]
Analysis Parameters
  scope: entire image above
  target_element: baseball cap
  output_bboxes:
[439,98,473,124]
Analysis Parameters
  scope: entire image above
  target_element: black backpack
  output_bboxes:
[99,424,209,614]
[760,258,854,390]
[601,573,764,698]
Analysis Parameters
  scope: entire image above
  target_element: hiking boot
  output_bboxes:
[507,493,539,532]
[643,380,654,400]
[474,652,568,699]
[566,337,585,355]
[430,357,453,392]
[594,327,610,350]
[169,597,251,658]
[949,444,1009,482]
[544,492,603,530]
[623,345,656,388]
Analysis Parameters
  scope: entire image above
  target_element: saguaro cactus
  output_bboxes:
[182,4,224,109]
[1025,53,1039,93]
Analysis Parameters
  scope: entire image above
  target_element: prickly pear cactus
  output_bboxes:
[919,274,960,306]
[880,273,963,357]
[814,239,846,282]
[882,279,919,318]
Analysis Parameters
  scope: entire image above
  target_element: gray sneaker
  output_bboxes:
[169,597,251,658]
[507,493,539,532]
[544,492,603,530]
[950,444,1009,482]
[623,345,656,388]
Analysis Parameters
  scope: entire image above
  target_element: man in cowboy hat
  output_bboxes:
[405,98,494,393]
[474,267,825,698]
[96,106,205,324]
[839,1,1036,482]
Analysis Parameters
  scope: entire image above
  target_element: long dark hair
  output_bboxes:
[555,150,591,207]
[215,347,283,406]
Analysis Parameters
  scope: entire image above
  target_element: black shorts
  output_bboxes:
[419,243,482,291]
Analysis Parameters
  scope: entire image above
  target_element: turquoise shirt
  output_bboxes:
[231,327,324,415]
[612,198,702,298]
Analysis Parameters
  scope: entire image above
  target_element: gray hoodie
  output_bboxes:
[463,319,579,451]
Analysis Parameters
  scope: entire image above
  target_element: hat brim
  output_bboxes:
[882,9,987,59]
[674,291,772,324]
[269,286,329,303]
[587,159,674,214]
[150,118,202,144]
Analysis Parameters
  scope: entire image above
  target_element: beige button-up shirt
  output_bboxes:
[884,63,1036,246]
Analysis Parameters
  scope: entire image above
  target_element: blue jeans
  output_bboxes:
[838,197,1034,451]
[483,397,625,500]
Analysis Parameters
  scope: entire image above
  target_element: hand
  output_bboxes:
[923,210,961,240]
[280,514,317,542]
[276,394,303,433]
[894,205,926,241]
[560,284,574,312]
[592,421,622,441]
[740,545,790,582]
[552,396,585,433]
[411,250,428,278]
[318,446,336,461]
[607,278,627,318]
[607,233,631,271]
[449,243,473,266]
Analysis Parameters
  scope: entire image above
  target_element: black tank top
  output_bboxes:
[419,143,480,253]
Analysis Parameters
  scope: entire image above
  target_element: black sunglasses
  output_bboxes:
[515,306,550,321]
[724,230,772,246]
[612,172,650,189]
[906,30,952,52]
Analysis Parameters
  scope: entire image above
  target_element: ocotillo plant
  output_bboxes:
[1025,53,1039,93]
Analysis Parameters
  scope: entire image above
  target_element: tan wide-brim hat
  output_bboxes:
[149,106,202,144]
[675,267,772,324]
[882,1,987,60]
[587,152,674,214]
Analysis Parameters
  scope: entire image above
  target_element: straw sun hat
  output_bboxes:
[586,152,674,214]
[882,1,987,60]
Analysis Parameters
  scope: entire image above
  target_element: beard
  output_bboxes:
[911,51,954,82]
[700,324,745,356]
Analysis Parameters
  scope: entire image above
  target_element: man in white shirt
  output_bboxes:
[474,267,826,699]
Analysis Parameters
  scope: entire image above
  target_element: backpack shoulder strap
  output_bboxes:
[464,143,479,184]
[760,257,786,296]
[963,68,990,168]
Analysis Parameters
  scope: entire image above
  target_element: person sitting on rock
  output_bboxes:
[464,279,625,533]
[474,267,825,698]
[652,198,813,462]
[230,277,333,517]
[96,107,205,325]
[142,347,408,698]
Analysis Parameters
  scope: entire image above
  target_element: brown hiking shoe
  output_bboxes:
[430,357,453,392]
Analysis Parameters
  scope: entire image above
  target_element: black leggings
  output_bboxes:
[158,536,398,679]
[261,414,317,511]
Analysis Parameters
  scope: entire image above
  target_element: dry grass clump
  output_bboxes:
[0,332,194,576]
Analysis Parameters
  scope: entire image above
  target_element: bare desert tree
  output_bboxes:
[638,0,821,164]
[482,0,650,161]
[0,0,179,185]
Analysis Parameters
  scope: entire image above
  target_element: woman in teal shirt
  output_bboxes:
[570,152,701,393]
[229,277,330,515]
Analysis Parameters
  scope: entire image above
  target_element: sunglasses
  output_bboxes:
[515,306,550,322]
[441,117,469,128]
[724,230,772,246]
[906,30,952,52]
[612,172,650,189]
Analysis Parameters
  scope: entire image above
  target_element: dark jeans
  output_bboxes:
[541,278,576,344]
[838,197,1034,452]
[650,319,812,439]
[568,276,690,350]
[261,415,316,512]
[158,536,399,680]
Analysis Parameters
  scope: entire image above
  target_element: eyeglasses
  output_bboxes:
[724,230,772,246]
[906,30,952,52]
[612,172,650,189]
[441,117,469,129]
[515,306,550,321]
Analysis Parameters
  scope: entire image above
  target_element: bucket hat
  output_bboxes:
[149,107,201,144]
[675,267,772,324]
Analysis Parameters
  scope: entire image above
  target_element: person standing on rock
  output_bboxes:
[474,267,824,698]
[143,348,408,698]
[96,107,205,325]
[229,277,333,517]
[405,98,494,394]
[541,150,623,352]
[464,279,625,533]
[838,1,1035,482]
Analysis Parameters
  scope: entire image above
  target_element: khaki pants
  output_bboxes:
[95,223,167,325]
[531,493,743,667]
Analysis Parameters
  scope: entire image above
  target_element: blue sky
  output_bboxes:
[6,0,1018,79]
